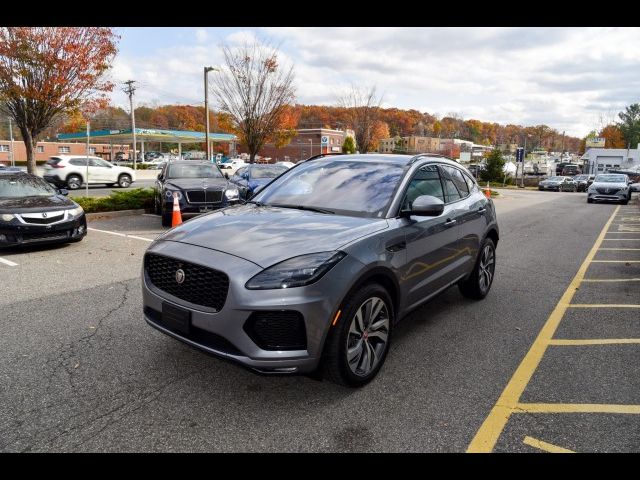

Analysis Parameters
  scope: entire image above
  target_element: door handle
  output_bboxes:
[477,207,487,214]
[444,218,457,227]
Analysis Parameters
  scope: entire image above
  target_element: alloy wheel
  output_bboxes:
[346,297,390,377]
[478,244,495,293]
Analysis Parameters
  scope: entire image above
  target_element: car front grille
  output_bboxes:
[596,187,620,195]
[18,212,66,224]
[144,253,229,311]
[185,190,223,204]
[243,311,307,351]
[22,230,70,242]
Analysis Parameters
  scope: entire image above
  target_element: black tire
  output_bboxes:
[621,199,629,205]
[587,198,594,203]
[322,283,394,388]
[161,203,172,227]
[459,237,496,300]
[117,174,132,188]
[66,175,82,190]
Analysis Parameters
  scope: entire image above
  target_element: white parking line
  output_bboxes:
[0,257,18,267]
[88,227,154,243]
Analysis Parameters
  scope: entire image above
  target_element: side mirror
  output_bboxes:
[404,195,445,217]
[59,188,69,196]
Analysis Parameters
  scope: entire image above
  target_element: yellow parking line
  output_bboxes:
[582,278,640,282]
[549,339,640,345]
[516,403,640,414]
[569,304,640,308]
[523,436,575,453]
[466,206,620,453]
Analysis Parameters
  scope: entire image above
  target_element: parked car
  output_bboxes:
[538,176,576,192]
[142,154,499,387]
[587,174,632,204]
[630,182,640,193]
[230,164,288,199]
[218,158,247,176]
[0,170,86,248]
[560,164,582,176]
[573,174,596,192]
[154,161,240,227]
[43,155,136,190]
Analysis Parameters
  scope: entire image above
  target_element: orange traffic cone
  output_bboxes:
[484,182,491,198]
[171,193,182,227]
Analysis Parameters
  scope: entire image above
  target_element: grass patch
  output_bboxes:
[71,188,155,213]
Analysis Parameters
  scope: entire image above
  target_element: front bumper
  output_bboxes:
[539,184,561,190]
[141,240,355,374]
[0,215,87,248]
[588,191,630,202]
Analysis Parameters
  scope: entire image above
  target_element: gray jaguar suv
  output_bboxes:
[142,154,499,387]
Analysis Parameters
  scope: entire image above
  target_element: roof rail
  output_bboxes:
[301,152,345,163]
[408,152,450,164]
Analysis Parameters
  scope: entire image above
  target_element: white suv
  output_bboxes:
[43,156,137,190]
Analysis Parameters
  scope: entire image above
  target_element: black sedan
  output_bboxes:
[154,161,240,227]
[538,176,576,192]
[573,174,595,192]
[229,164,288,199]
[0,171,86,248]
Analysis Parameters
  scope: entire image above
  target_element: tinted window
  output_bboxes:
[402,165,444,210]
[254,160,405,218]
[70,158,88,166]
[463,171,476,191]
[0,176,58,198]
[250,165,287,179]
[442,166,469,197]
[167,164,223,179]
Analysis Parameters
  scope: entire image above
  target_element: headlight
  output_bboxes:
[225,188,239,200]
[165,190,182,199]
[67,206,84,217]
[1,214,14,222]
[245,251,346,290]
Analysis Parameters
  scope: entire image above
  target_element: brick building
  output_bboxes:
[379,136,441,154]
[241,128,353,162]
[0,140,130,165]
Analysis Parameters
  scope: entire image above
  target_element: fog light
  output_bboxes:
[77,225,85,234]
[0,234,6,242]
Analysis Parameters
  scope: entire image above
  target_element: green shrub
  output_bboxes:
[71,188,155,213]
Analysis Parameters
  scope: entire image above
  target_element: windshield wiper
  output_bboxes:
[244,199,265,206]
[267,203,335,214]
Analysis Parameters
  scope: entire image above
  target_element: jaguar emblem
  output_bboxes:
[175,269,185,284]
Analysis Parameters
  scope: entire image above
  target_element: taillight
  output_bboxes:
[49,164,65,168]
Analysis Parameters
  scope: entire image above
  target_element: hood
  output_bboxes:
[0,195,76,214]
[157,204,389,267]
[165,178,228,190]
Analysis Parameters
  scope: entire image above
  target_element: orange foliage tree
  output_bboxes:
[599,124,626,148]
[0,27,119,173]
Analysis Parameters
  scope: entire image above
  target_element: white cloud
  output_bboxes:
[107,27,640,138]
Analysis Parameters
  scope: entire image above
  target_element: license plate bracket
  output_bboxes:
[199,205,214,213]
[162,302,191,335]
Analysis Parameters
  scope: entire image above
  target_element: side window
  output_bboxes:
[442,165,469,198]
[439,167,462,203]
[463,171,476,192]
[70,158,88,167]
[402,164,444,210]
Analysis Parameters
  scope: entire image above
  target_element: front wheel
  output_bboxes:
[66,175,82,190]
[117,174,132,188]
[322,283,393,387]
[587,198,594,203]
[459,238,496,300]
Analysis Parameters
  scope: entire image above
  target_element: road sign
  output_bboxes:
[516,147,524,163]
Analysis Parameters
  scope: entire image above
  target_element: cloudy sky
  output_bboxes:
[109,27,640,138]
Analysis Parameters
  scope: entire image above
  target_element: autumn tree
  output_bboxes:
[0,27,118,173]
[212,40,295,163]
[599,125,625,148]
[338,85,383,153]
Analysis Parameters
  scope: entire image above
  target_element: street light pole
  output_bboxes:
[8,118,15,167]
[204,66,219,163]
[522,134,527,188]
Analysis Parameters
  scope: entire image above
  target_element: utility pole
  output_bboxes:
[204,67,218,163]
[521,134,527,188]
[8,118,14,167]
[85,120,90,197]
[123,80,137,170]
[561,130,565,154]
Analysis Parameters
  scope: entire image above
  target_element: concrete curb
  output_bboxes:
[86,209,147,221]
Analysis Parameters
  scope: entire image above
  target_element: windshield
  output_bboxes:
[0,176,58,198]
[574,175,588,180]
[548,176,565,181]
[253,160,405,218]
[595,175,626,183]
[250,165,287,179]
[167,164,223,179]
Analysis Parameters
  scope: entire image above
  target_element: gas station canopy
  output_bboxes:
[57,128,236,144]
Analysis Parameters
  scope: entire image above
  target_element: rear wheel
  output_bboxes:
[117,174,132,188]
[322,283,393,387]
[66,175,82,190]
[459,238,496,300]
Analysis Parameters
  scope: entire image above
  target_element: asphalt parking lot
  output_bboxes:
[1,190,638,452]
